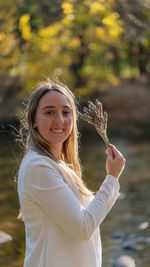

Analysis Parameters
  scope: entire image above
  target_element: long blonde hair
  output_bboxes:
[21,78,93,198]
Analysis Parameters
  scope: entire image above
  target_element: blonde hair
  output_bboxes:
[21,78,93,198]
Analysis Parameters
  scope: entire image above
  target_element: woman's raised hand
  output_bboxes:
[106,144,126,179]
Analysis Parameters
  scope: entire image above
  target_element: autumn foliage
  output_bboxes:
[0,0,150,97]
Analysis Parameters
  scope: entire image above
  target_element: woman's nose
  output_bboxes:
[55,112,64,123]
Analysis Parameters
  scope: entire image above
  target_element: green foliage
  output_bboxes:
[0,0,150,98]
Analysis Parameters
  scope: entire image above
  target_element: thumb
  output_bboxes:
[106,147,113,160]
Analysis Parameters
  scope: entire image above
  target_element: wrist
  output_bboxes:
[107,172,118,179]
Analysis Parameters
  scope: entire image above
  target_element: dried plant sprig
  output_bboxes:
[77,99,110,147]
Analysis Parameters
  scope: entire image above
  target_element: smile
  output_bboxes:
[51,129,64,133]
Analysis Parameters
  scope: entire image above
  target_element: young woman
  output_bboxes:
[17,79,126,267]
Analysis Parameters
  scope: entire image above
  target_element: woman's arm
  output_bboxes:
[23,157,120,241]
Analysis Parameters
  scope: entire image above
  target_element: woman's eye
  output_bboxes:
[45,111,53,115]
[44,110,70,116]
[63,111,70,115]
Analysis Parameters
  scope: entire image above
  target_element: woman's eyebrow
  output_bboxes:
[41,105,71,110]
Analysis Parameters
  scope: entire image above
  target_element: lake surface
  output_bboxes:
[0,134,150,266]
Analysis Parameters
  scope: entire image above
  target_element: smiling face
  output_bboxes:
[34,90,73,158]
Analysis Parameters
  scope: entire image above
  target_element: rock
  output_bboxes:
[111,230,124,239]
[122,242,144,251]
[0,231,13,244]
[122,234,144,251]
[138,221,149,230]
[113,255,136,267]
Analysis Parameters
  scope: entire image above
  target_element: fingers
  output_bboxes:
[106,144,126,162]
[110,144,126,164]
[105,144,126,179]
[106,147,114,159]
[109,144,122,158]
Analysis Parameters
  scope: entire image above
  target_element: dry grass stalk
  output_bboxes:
[77,99,110,147]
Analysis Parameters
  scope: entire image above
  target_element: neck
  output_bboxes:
[50,143,63,160]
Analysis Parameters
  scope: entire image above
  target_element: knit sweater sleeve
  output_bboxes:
[21,157,120,241]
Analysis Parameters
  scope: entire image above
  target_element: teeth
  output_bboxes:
[52,129,64,133]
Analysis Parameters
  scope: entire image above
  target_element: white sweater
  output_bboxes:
[17,149,120,267]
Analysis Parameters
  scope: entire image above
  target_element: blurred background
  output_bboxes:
[0,0,150,266]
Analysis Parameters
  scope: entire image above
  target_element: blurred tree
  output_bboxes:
[0,0,23,109]
[115,0,150,76]
[0,0,150,105]
[16,0,124,95]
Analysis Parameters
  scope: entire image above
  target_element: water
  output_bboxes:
[81,138,150,267]
[0,134,150,266]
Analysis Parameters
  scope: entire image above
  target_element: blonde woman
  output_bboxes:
[17,79,126,267]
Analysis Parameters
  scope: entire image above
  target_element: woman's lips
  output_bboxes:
[51,129,64,133]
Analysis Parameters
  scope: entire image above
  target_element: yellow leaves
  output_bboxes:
[68,37,80,48]
[39,23,61,38]
[34,36,57,53]
[37,23,62,52]
[61,1,74,25]
[108,26,123,38]
[121,66,139,79]
[62,2,74,15]
[106,0,115,5]
[90,1,106,15]
[102,12,120,26]
[39,43,51,52]
[0,33,17,56]
[88,42,100,52]
[62,17,73,25]
[19,14,32,40]
[96,12,123,40]
[20,13,30,24]
[82,65,93,76]
[96,27,107,41]
[106,73,120,86]
[74,87,89,96]
[0,32,6,41]
[142,38,149,48]
[60,30,71,43]
[9,61,27,77]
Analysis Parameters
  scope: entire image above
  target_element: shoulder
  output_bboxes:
[18,150,64,190]
[20,149,59,170]
[18,149,61,182]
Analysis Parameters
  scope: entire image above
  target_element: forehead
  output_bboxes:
[38,90,71,108]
